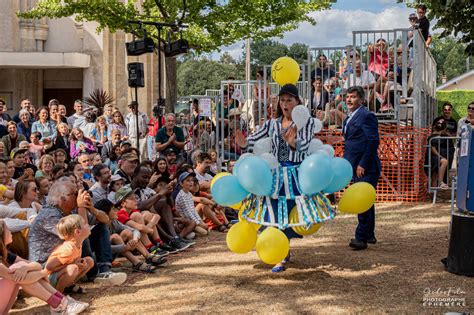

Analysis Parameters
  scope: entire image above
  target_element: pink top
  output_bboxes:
[368,50,388,77]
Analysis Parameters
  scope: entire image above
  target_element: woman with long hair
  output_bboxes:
[69,128,96,159]
[31,106,56,150]
[53,122,70,158]
[90,115,108,150]
[108,110,128,140]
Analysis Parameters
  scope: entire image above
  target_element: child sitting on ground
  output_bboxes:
[94,199,167,274]
[175,172,210,236]
[108,174,125,202]
[115,187,168,255]
[0,220,89,314]
[190,178,229,232]
[45,214,94,293]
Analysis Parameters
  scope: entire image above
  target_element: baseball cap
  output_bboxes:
[120,153,139,162]
[110,174,125,183]
[114,186,137,206]
[178,171,196,184]
[120,141,132,147]
[163,147,178,155]
[409,13,417,20]
[10,148,27,159]
[278,84,299,98]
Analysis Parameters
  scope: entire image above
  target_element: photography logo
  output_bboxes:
[422,287,467,308]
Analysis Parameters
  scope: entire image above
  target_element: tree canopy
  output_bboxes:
[19,0,333,53]
[413,0,473,55]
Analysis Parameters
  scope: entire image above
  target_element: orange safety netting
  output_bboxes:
[318,124,431,203]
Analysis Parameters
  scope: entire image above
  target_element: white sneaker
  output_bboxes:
[94,271,127,286]
[185,232,196,240]
[50,296,88,315]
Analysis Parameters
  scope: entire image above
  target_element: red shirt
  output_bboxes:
[117,208,141,224]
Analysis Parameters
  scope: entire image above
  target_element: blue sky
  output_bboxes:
[218,0,416,60]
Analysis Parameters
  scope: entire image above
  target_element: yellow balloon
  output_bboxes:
[210,172,231,190]
[238,207,261,231]
[230,201,242,210]
[271,56,301,86]
[226,221,258,254]
[338,182,376,214]
[256,227,289,265]
[289,206,322,236]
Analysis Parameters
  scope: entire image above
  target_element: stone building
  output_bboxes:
[0,0,160,116]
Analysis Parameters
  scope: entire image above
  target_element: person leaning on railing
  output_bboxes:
[425,119,453,190]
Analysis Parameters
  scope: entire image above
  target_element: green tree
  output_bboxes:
[249,39,289,66]
[288,43,309,64]
[430,35,470,84]
[19,0,334,110]
[411,0,473,55]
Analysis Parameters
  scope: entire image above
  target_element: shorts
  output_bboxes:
[48,271,60,288]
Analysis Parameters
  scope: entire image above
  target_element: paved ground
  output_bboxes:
[11,203,473,314]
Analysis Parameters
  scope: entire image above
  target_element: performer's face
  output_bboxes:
[279,94,298,119]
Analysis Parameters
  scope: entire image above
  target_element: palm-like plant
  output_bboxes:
[83,89,115,110]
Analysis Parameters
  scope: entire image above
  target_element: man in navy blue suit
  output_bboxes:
[342,86,381,250]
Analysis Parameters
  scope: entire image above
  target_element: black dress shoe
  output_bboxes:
[366,237,377,244]
[349,238,368,250]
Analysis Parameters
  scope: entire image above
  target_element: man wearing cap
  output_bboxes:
[130,165,192,251]
[163,147,178,176]
[155,113,185,158]
[115,153,139,185]
[125,101,149,162]
[12,148,37,180]
[90,164,112,204]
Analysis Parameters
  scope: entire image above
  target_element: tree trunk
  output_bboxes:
[165,56,177,113]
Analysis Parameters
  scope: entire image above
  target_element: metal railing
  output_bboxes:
[425,135,459,203]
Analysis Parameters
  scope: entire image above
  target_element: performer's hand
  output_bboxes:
[283,125,297,149]
[356,165,365,178]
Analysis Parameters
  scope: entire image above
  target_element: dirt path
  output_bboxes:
[11,203,473,314]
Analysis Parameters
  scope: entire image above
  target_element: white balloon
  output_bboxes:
[308,138,323,154]
[253,137,273,156]
[319,144,335,157]
[291,105,310,131]
[312,118,323,133]
[238,152,254,162]
[260,153,279,169]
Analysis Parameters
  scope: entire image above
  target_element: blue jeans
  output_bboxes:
[82,223,113,278]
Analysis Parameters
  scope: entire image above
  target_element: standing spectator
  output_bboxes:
[155,113,185,159]
[125,102,148,162]
[310,77,329,116]
[58,104,67,120]
[342,86,381,251]
[67,100,84,128]
[81,111,97,138]
[0,100,12,126]
[70,128,96,159]
[425,119,452,189]
[102,104,114,124]
[416,4,432,47]
[16,109,32,140]
[90,115,108,154]
[368,38,389,78]
[310,54,336,81]
[2,122,26,157]
[147,113,161,161]
[433,102,457,136]
[252,70,271,127]
[13,99,32,123]
[49,103,67,125]
[31,106,56,150]
[457,102,474,137]
[108,110,128,140]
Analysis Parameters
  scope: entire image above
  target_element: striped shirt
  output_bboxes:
[175,189,202,224]
[247,117,317,163]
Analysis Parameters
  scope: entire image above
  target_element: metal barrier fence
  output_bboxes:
[425,135,459,203]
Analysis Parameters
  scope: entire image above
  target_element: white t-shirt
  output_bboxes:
[344,71,376,88]
[194,170,213,183]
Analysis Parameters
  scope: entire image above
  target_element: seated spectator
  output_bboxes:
[108,174,125,202]
[78,153,94,183]
[52,165,65,180]
[53,123,71,159]
[208,148,220,176]
[35,154,54,180]
[53,149,68,169]
[193,152,213,192]
[0,142,5,158]
[11,148,37,180]
[343,60,376,90]
[2,121,26,157]
[101,129,122,160]
[425,119,453,189]
[163,147,178,177]
[4,158,17,189]
[90,153,102,166]
[45,214,94,293]
[28,177,127,285]
[28,132,44,164]
[115,153,138,185]
[34,176,50,206]
[90,115,108,152]
[90,164,112,204]
[151,157,171,183]
[16,109,32,141]
[175,172,210,236]
[31,106,57,151]
[311,77,330,116]
[130,165,192,251]
[190,177,229,232]
[95,199,166,273]
[368,38,389,78]
[104,144,121,174]
[155,113,185,159]
[433,102,457,136]
[107,110,128,140]
[0,220,89,314]
[81,110,97,139]
[70,128,96,159]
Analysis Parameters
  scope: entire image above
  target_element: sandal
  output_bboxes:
[217,225,228,233]
[64,285,87,294]
[132,262,156,273]
[146,255,168,267]
[439,182,449,190]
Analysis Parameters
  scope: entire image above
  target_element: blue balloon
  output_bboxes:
[298,153,334,195]
[323,157,353,193]
[236,156,273,196]
[211,175,248,206]
[233,153,254,177]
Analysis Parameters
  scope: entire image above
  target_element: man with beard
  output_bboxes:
[193,152,213,192]
[90,164,112,204]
